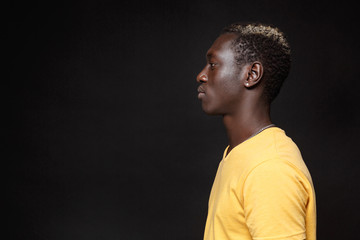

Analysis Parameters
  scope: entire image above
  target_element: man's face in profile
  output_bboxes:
[197,33,245,115]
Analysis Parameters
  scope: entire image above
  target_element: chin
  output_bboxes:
[201,104,223,116]
[200,97,227,115]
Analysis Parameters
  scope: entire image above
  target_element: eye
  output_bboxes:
[209,62,216,69]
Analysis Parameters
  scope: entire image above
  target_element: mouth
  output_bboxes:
[197,86,205,99]
[197,86,205,93]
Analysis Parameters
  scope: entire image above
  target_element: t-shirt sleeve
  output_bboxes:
[243,159,309,240]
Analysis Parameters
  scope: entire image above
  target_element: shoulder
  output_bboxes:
[243,159,312,202]
[246,159,305,183]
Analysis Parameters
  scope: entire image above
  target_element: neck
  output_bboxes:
[223,100,272,154]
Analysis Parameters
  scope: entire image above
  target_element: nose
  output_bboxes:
[196,71,208,83]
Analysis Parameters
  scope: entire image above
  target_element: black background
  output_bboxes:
[7,0,360,239]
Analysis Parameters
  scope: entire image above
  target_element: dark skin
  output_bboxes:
[196,33,272,156]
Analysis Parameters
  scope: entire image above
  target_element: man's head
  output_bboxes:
[196,22,291,115]
[222,23,291,103]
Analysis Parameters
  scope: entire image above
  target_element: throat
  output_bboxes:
[223,113,273,157]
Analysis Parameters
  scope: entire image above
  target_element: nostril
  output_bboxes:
[198,74,208,83]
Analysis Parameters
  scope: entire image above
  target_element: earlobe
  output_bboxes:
[244,62,263,88]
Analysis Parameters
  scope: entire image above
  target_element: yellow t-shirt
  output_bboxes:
[204,127,316,240]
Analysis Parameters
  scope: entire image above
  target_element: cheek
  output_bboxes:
[208,66,242,98]
[223,79,241,96]
[219,65,241,88]
[217,73,241,97]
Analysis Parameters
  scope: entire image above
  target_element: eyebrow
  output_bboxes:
[206,52,214,60]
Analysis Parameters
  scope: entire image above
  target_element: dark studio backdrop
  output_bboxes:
[7,0,360,239]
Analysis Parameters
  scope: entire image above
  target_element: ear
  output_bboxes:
[244,62,263,88]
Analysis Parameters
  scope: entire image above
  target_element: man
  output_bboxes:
[196,23,316,240]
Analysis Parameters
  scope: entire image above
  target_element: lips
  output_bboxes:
[197,86,205,93]
[197,86,205,99]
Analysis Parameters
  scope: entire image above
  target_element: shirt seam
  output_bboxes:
[240,156,309,208]
[252,231,306,239]
[240,130,307,201]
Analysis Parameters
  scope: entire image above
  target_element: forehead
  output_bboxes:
[206,33,237,58]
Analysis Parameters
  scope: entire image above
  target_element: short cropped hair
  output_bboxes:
[222,23,291,103]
